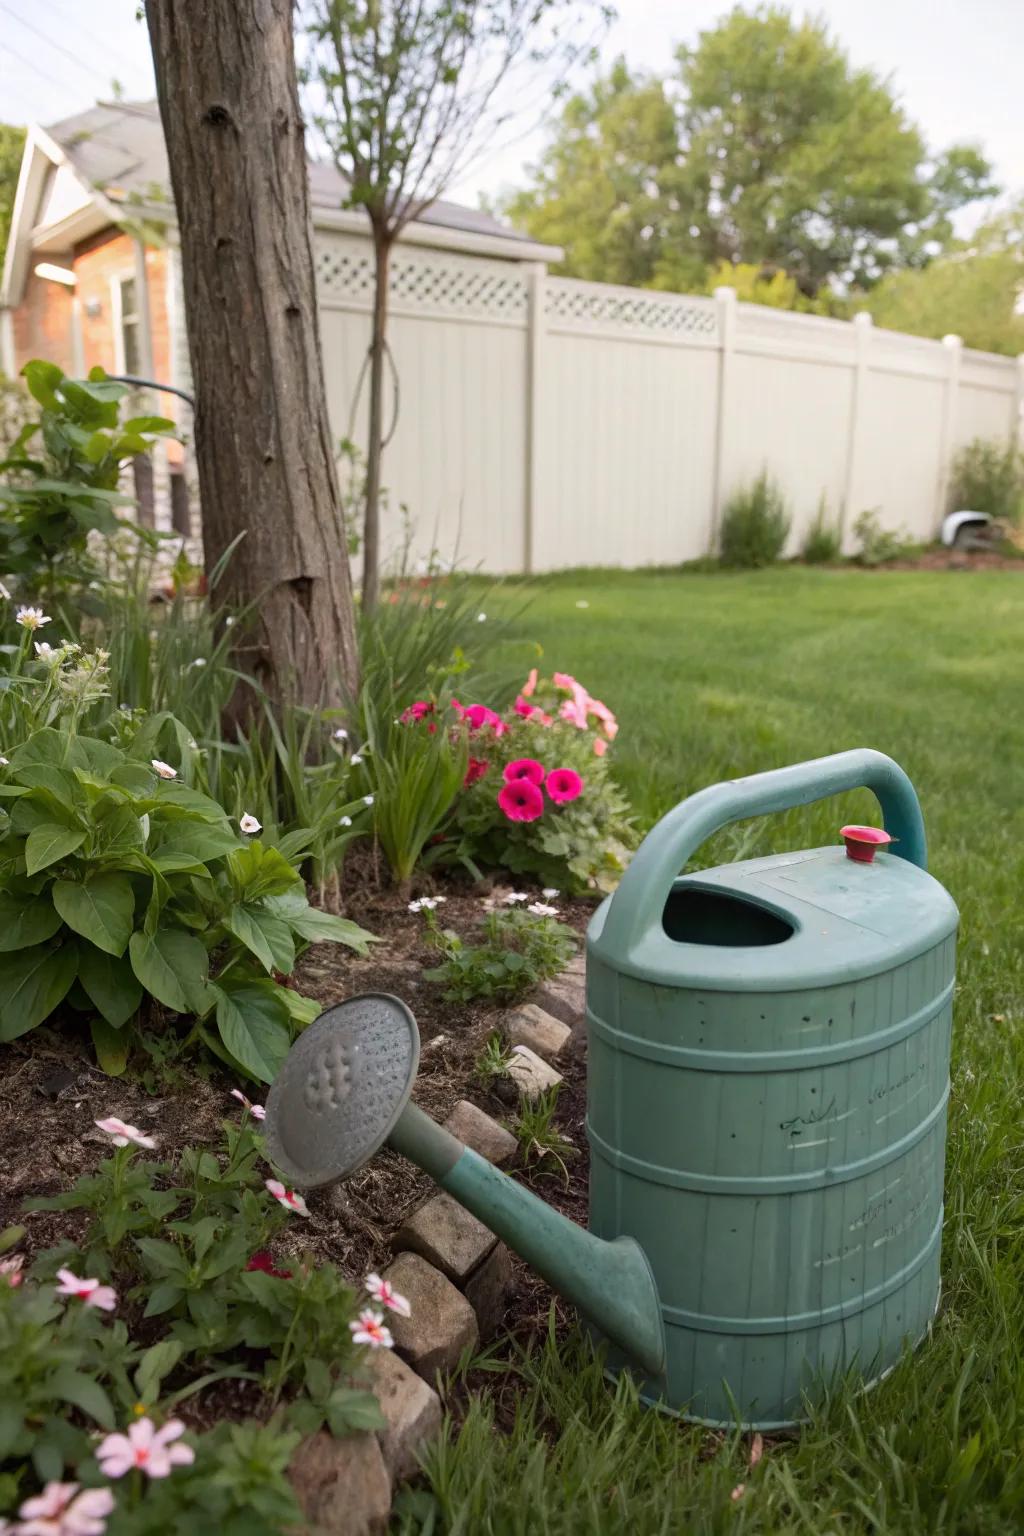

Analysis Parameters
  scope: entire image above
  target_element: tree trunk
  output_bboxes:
[361,234,391,614]
[145,0,358,710]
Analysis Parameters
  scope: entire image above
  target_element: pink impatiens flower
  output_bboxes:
[365,1271,412,1317]
[546,768,584,805]
[97,1417,195,1480]
[503,758,545,787]
[497,779,545,823]
[230,1088,266,1121]
[55,1269,117,1312]
[265,1178,310,1216]
[95,1117,157,1149]
[593,737,608,757]
[349,1307,394,1349]
[16,1481,114,1536]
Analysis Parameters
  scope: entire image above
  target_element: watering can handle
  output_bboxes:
[601,748,927,958]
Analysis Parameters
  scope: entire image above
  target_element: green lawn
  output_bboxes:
[401,568,1024,1534]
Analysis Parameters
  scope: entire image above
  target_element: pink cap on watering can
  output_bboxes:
[840,824,893,863]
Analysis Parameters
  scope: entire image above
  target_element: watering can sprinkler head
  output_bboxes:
[264,993,666,1380]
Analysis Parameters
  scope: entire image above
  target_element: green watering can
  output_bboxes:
[265,749,958,1428]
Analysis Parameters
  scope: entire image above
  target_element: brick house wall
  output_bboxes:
[11,268,74,372]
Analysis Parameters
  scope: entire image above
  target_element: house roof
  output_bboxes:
[44,100,541,250]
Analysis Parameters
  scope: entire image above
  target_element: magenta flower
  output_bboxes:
[16,1481,114,1536]
[503,758,545,787]
[400,700,435,723]
[97,1418,194,1480]
[55,1268,117,1312]
[95,1117,157,1149]
[265,1178,310,1216]
[230,1088,266,1121]
[452,701,507,735]
[497,779,545,823]
[246,1250,292,1280]
[463,757,489,787]
[546,767,583,805]
[349,1307,394,1349]
[365,1271,412,1317]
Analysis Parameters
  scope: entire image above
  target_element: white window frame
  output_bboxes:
[109,271,141,376]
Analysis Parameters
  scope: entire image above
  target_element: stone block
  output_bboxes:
[443,1099,517,1166]
[382,1253,479,1380]
[463,1241,513,1340]
[505,1003,572,1060]
[394,1191,497,1284]
[289,1431,391,1535]
[506,1044,562,1101]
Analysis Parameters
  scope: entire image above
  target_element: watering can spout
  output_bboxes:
[263,993,665,1382]
[389,1102,666,1379]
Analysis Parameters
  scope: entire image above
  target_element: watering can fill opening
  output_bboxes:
[263,748,957,1431]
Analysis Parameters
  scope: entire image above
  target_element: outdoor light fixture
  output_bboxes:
[34,262,76,286]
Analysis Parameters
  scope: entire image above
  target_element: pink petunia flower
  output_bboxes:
[55,1268,117,1312]
[265,1179,310,1217]
[552,672,577,692]
[17,1481,114,1536]
[587,696,619,739]
[365,1271,412,1317]
[95,1117,157,1149]
[513,696,553,726]
[96,1418,194,1481]
[400,700,435,723]
[1,1254,23,1287]
[451,701,507,736]
[546,768,583,805]
[520,668,539,698]
[497,780,545,823]
[230,1088,266,1121]
[593,737,608,757]
[463,757,489,787]
[503,758,545,787]
[558,683,591,730]
[349,1307,394,1349]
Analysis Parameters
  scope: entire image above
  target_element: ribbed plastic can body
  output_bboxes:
[586,848,958,1427]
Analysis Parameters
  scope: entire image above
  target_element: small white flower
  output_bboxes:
[477,612,487,622]
[239,813,262,835]
[542,888,560,899]
[15,605,51,630]
[95,1116,157,1149]
[528,902,559,918]
[339,815,353,827]
[504,892,528,905]
[0,756,8,767]
[349,1307,394,1349]
[190,657,207,668]
[333,727,348,741]
[151,759,177,780]
[34,641,55,660]
[225,615,235,627]
[408,899,423,913]
[119,702,132,714]
[363,794,374,806]
[350,754,363,767]
[575,600,590,609]
[410,895,446,913]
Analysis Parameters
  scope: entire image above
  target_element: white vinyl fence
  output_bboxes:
[315,232,1024,573]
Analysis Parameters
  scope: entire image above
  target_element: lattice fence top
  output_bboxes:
[546,280,718,340]
[315,236,528,323]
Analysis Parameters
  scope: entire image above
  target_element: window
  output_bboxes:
[116,275,141,375]
[132,456,154,529]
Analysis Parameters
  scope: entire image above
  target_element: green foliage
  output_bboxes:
[719,473,791,568]
[424,901,576,1004]
[0,707,371,1078]
[472,1030,515,1085]
[802,498,843,564]
[853,508,913,566]
[361,692,468,886]
[506,9,996,299]
[0,123,26,273]
[5,1119,385,1531]
[948,438,1024,522]
[513,1085,576,1185]
[0,362,175,598]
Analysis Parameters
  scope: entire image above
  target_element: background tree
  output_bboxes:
[508,6,996,301]
[145,0,359,711]
[0,124,27,285]
[302,0,609,612]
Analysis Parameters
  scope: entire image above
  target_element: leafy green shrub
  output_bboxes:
[0,664,371,1078]
[948,437,1024,522]
[421,896,576,1004]
[0,361,175,603]
[4,1110,398,1532]
[852,508,912,566]
[801,498,842,563]
[718,472,791,568]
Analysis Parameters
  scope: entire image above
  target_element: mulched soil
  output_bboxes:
[0,852,596,1414]
[852,548,1024,571]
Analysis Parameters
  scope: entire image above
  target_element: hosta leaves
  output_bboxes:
[53,873,134,956]
[130,928,209,1014]
[0,942,77,1040]
[0,889,62,951]
[25,823,85,875]
[79,945,143,1028]
[214,983,291,1084]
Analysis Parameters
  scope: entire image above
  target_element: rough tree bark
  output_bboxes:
[146,0,359,709]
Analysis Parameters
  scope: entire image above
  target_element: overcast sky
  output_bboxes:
[2,0,1021,219]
